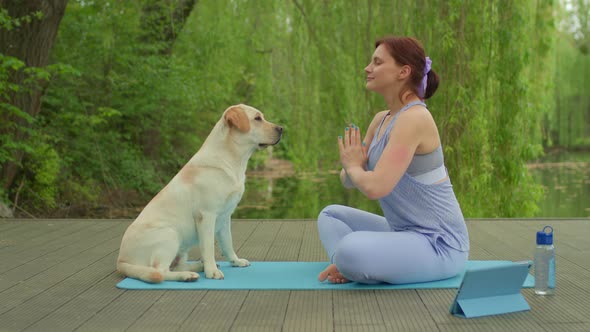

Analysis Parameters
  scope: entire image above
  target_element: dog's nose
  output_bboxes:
[276,126,283,133]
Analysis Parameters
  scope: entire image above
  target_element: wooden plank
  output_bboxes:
[375,290,438,331]
[0,235,121,315]
[264,221,306,261]
[0,221,126,291]
[0,222,28,249]
[231,220,262,251]
[179,290,248,331]
[468,220,590,324]
[0,220,121,275]
[235,221,283,261]
[0,221,103,256]
[437,313,543,332]
[509,219,590,268]
[0,218,588,332]
[0,220,79,250]
[416,289,467,325]
[74,290,165,331]
[298,221,328,262]
[283,290,332,332]
[416,271,544,332]
[523,289,587,324]
[0,220,30,234]
[126,291,208,332]
[230,291,290,331]
[543,322,590,331]
[22,272,125,332]
[473,220,590,295]
[333,291,384,330]
[0,252,119,331]
[0,221,90,257]
[552,220,590,250]
[415,288,543,332]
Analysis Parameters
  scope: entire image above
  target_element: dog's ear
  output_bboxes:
[224,106,250,133]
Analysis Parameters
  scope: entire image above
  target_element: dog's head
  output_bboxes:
[223,104,282,149]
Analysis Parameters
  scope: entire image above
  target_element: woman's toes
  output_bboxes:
[318,264,337,282]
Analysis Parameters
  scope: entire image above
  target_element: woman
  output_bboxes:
[317,36,469,284]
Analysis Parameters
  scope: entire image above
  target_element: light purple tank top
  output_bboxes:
[367,101,470,253]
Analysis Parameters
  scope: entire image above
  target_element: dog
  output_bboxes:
[116,104,282,283]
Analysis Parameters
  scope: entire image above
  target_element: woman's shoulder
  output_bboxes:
[376,110,390,117]
[367,110,390,130]
[364,110,390,141]
[397,104,433,125]
[392,105,439,144]
[371,110,390,123]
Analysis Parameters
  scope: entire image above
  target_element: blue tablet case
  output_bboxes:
[449,260,532,318]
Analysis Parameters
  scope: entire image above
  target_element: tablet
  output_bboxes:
[449,260,532,318]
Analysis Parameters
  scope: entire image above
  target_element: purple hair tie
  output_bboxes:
[418,56,432,99]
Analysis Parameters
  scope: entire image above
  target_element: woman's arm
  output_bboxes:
[338,111,387,189]
[343,110,425,199]
[340,169,356,188]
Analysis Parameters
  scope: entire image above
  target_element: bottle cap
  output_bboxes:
[536,225,553,245]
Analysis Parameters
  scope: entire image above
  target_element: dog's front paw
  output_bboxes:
[182,272,200,282]
[205,268,225,279]
[231,258,250,267]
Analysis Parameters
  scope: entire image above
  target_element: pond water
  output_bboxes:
[235,151,590,219]
[528,150,590,218]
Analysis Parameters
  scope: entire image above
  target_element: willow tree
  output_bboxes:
[162,0,558,217]
[8,0,559,217]
[550,0,590,147]
[274,0,555,217]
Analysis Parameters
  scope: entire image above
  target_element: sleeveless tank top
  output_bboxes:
[367,101,470,253]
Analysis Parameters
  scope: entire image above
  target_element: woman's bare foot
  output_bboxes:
[318,264,351,284]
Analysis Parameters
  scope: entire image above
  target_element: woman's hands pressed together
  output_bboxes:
[338,124,368,172]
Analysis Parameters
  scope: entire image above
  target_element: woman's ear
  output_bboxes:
[399,65,412,80]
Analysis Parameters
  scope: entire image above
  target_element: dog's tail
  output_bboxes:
[117,261,164,283]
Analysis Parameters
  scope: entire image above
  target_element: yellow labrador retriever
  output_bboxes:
[117,104,282,283]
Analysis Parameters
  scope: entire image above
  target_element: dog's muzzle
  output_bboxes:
[259,126,283,148]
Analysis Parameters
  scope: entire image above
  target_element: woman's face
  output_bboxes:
[364,44,404,95]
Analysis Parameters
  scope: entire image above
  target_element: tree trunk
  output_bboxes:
[139,0,197,55]
[137,0,197,159]
[0,0,69,192]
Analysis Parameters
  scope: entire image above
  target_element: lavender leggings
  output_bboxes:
[317,204,468,284]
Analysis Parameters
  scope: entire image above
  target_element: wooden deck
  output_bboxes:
[0,218,589,332]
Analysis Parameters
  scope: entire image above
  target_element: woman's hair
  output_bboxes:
[375,36,439,100]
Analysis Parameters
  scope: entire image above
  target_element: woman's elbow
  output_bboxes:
[363,175,398,199]
[364,187,390,200]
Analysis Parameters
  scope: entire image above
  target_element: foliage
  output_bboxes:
[0,55,33,166]
[0,7,43,30]
[35,0,198,213]
[550,37,590,147]
[546,0,590,147]
[0,52,73,206]
[1,0,587,218]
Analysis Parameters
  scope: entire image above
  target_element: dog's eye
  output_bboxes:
[255,116,262,121]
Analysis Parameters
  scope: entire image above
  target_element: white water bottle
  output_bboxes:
[534,225,555,295]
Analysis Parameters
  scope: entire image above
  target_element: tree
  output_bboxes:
[139,0,197,55]
[0,0,68,193]
[135,0,198,160]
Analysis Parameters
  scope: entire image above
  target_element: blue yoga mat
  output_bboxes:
[116,260,535,290]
